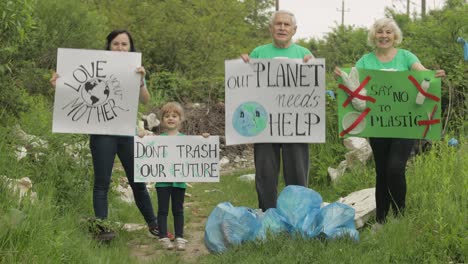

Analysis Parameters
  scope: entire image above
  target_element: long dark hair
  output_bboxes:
[105,29,136,52]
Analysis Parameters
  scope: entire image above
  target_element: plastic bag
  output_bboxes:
[205,188,360,253]
[276,185,322,232]
[222,206,260,245]
[204,202,230,253]
[204,202,261,253]
[307,202,359,241]
[256,208,291,240]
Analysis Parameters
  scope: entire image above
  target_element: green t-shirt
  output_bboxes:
[250,43,312,59]
[155,132,187,189]
[355,49,420,71]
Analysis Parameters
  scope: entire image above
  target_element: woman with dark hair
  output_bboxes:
[51,29,167,241]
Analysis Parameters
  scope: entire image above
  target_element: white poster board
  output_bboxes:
[225,58,326,145]
[134,136,220,183]
[52,48,141,136]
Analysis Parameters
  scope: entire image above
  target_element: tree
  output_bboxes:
[0,0,36,121]
[301,25,369,71]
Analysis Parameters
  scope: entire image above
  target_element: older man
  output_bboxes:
[241,10,314,211]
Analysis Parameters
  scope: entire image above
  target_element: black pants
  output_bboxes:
[156,186,185,238]
[369,137,415,223]
[254,143,310,211]
[90,135,157,228]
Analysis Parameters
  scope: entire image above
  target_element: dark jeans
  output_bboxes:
[369,137,415,223]
[254,143,310,211]
[156,187,185,238]
[90,135,157,228]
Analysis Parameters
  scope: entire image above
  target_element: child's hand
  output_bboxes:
[137,129,147,138]
[201,132,210,138]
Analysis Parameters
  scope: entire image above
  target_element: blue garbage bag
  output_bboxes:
[204,202,231,253]
[306,202,359,241]
[276,185,323,232]
[204,202,261,253]
[256,208,291,240]
[221,206,261,246]
[300,207,322,238]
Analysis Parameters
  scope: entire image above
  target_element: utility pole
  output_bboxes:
[407,0,410,16]
[276,0,279,11]
[336,0,350,26]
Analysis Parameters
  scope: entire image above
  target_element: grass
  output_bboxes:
[0,95,466,263]
[195,139,467,264]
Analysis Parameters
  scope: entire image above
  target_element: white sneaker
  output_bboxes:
[159,237,174,250]
[175,237,187,251]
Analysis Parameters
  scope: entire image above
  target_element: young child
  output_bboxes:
[156,102,209,251]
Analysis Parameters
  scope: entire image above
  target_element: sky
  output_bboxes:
[278,0,447,40]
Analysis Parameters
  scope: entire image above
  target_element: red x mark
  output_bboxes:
[408,75,440,102]
[418,105,440,138]
[338,76,376,107]
[340,108,371,137]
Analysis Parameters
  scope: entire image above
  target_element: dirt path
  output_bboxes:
[127,198,209,262]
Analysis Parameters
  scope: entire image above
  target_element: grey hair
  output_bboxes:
[367,17,403,47]
[269,10,297,27]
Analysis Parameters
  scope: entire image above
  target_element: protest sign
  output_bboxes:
[134,136,220,183]
[225,58,326,145]
[52,48,141,136]
[337,68,441,140]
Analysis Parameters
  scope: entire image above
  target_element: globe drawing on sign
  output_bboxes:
[81,78,110,106]
[232,102,267,137]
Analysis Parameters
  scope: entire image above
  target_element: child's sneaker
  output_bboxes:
[159,237,174,250]
[149,226,175,241]
[167,232,175,241]
[175,237,187,251]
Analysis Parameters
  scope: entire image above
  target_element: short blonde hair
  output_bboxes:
[160,102,185,122]
[367,17,403,47]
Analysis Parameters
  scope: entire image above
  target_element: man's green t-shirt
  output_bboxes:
[155,132,187,189]
[250,43,312,59]
[355,49,420,71]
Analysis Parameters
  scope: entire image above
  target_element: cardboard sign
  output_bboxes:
[337,68,441,140]
[134,136,220,183]
[225,58,326,145]
[52,48,141,136]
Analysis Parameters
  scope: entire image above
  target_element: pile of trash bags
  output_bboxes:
[204,185,359,253]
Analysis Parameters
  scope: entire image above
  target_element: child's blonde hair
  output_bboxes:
[160,102,185,123]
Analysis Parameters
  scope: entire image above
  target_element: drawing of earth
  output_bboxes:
[81,78,110,106]
[232,102,267,137]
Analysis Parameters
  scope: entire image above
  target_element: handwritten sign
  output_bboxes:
[134,136,220,183]
[225,58,326,145]
[337,68,441,140]
[52,48,141,136]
